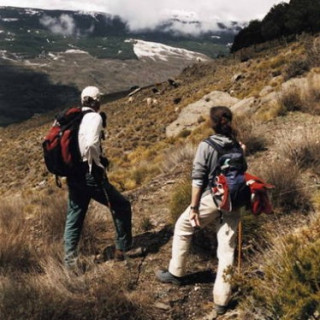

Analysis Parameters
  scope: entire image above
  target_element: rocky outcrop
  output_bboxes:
[166,91,239,137]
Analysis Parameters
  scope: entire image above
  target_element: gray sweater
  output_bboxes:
[192,134,235,191]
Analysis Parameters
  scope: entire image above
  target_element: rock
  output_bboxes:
[260,92,277,107]
[231,73,243,82]
[154,302,170,311]
[230,97,257,115]
[166,90,239,137]
[259,85,273,97]
[173,97,182,104]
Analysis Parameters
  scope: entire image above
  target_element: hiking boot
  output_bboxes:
[202,305,227,320]
[126,246,147,258]
[114,249,125,261]
[156,270,183,285]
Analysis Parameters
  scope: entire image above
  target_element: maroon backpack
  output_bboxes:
[42,108,92,180]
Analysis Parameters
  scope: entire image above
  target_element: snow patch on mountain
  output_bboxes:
[65,49,89,54]
[128,39,209,62]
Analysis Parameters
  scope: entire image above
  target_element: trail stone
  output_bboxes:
[231,97,257,115]
[154,302,171,310]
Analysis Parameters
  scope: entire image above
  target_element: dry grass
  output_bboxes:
[284,59,310,81]
[0,192,152,320]
[279,74,320,115]
[169,177,192,223]
[234,116,267,155]
[162,143,196,174]
[238,214,320,320]
[0,198,39,274]
[251,160,311,213]
[277,129,320,172]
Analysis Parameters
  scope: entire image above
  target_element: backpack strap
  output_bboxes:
[204,138,226,156]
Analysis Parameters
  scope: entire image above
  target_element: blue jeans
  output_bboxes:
[64,171,132,267]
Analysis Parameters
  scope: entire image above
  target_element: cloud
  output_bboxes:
[40,14,76,36]
[39,13,95,36]
[1,0,289,34]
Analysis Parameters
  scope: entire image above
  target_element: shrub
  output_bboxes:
[170,177,192,223]
[139,217,153,232]
[0,199,39,274]
[279,75,320,115]
[251,160,311,213]
[279,85,304,113]
[234,116,267,155]
[239,215,320,320]
[178,129,192,138]
[284,59,310,80]
[278,129,320,172]
[131,163,161,186]
[162,143,196,174]
[0,261,150,320]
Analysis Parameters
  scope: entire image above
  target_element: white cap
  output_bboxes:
[81,86,101,104]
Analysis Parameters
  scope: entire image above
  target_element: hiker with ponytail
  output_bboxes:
[156,106,247,319]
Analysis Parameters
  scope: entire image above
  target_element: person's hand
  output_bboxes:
[100,156,110,169]
[189,209,201,228]
[240,141,247,154]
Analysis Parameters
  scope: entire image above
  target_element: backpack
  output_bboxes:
[42,107,92,179]
[205,138,251,212]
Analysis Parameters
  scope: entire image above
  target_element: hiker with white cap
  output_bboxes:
[156,106,249,319]
[63,86,132,268]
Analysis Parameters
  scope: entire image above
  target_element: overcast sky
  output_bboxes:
[0,0,289,31]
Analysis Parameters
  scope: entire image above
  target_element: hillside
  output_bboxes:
[231,0,320,53]
[1,33,320,319]
[0,6,242,126]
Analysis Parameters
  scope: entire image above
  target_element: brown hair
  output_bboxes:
[210,106,237,140]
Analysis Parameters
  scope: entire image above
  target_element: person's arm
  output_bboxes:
[189,185,202,227]
[190,142,210,227]
[83,113,103,172]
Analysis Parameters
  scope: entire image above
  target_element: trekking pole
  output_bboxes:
[237,220,243,274]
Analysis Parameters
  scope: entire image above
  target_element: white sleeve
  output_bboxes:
[83,114,104,172]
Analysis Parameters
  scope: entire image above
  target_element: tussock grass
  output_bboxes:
[279,74,320,115]
[284,59,310,80]
[252,160,311,213]
[238,214,320,320]
[162,143,196,174]
[277,129,320,172]
[0,260,150,320]
[0,199,39,274]
[279,85,304,113]
[0,192,152,320]
[170,177,192,223]
[234,116,267,155]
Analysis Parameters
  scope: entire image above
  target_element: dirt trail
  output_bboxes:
[87,111,320,320]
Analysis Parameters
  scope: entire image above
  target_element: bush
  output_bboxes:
[0,199,39,274]
[284,59,310,80]
[234,116,267,155]
[131,163,161,186]
[178,129,192,138]
[162,143,196,174]
[170,178,192,223]
[279,85,304,113]
[252,160,311,213]
[239,215,320,320]
[279,75,320,115]
[278,129,320,172]
[0,261,150,320]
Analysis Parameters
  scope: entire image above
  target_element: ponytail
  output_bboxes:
[210,106,237,141]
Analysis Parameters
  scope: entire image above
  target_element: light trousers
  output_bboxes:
[168,193,240,306]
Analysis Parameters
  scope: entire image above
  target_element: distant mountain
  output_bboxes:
[0,6,243,126]
[0,6,241,60]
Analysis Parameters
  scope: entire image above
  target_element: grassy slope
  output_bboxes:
[1,35,320,319]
